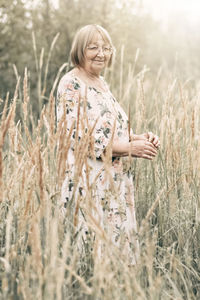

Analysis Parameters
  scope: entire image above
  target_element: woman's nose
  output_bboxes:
[97,47,104,56]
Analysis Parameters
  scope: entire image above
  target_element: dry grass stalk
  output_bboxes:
[42,33,60,96]
[23,67,29,123]
[0,60,200,299]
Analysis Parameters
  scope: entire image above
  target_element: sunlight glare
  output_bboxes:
[143,0,200,26]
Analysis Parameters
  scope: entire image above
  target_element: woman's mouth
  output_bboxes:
[93,60,105,63]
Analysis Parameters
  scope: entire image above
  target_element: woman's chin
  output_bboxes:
[92,62,106,72]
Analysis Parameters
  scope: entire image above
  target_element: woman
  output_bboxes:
[57,24,160,265]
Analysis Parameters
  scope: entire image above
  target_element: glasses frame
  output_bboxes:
[86,44,113,55]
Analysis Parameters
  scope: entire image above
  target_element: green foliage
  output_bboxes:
[0,5,200,297]
[1,0,200,121]
[0,0,31,96]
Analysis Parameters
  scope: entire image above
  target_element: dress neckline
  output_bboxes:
[70,71,109,94]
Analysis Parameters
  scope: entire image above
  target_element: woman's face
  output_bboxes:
[83,32,112,75]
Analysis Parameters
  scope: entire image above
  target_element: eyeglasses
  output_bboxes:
[86,44,113,55]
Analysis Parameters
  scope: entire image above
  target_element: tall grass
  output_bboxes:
[0,46,200,299]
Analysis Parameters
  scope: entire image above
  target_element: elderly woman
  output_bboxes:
[57,24,160,265]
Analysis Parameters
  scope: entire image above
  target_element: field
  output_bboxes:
[0,53,199,300]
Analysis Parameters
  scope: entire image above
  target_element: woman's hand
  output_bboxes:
[112,132,160,159]
[129,139,158,160]
[132,132,160,149]
[146,132,160,148]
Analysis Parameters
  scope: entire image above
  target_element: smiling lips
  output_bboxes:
[93,60,105,63]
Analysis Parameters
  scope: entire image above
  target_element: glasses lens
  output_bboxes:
[87,45,112,54]
[104,47,112,54]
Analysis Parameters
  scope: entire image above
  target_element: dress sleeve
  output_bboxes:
[56,76,82,147]
[57,76,115,158]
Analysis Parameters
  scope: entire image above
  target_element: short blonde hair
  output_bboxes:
[70,24,115,68]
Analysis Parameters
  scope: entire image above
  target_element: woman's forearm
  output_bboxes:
[112,141,130,157]
[111,138,158,160]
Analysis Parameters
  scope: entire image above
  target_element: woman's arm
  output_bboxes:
[112,139,158,160]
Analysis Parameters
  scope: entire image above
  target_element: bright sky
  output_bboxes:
[50,0,200,28]
[142,0,200,26]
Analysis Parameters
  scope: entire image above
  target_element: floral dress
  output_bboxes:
[57,72,139,265]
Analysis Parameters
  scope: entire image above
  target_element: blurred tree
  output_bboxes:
[1,0,200,120]
[0,0,31,99]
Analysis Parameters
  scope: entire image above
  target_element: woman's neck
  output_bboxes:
[78,67,100,79]
[73,67,107,92]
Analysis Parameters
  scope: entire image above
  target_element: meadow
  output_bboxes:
[0,45,200,300]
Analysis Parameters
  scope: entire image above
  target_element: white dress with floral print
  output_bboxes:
[57,72,139,265]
